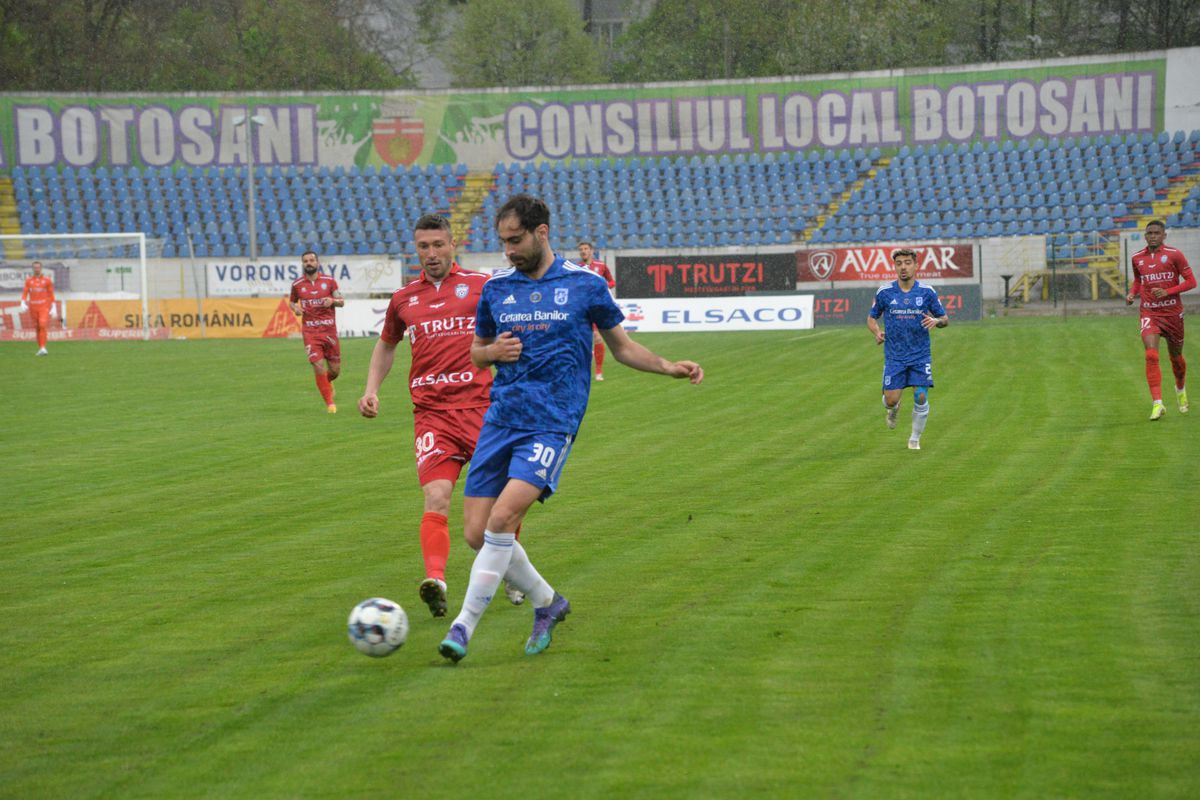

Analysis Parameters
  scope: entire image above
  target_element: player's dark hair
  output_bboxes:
[892,247,918,260]
[415,213,453,235]
[300,249,318,260]
[1145,219,1166,231]
[495,193,550,233]
[577,239,593,248]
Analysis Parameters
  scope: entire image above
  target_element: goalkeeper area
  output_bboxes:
[0,232,170,340]
[3,320,1198,797]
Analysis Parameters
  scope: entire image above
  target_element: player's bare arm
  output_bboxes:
[324,291,345,308]
[600,325,704,384]
[921,311,949,330]
[471,332,522,368]
[867,316,885,344]
[358,338,399,418]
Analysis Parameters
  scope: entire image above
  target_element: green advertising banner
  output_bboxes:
[0,52,1177,172]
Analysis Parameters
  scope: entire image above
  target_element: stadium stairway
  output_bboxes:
[0,176,24,258]
[802,154,891,243]
[450,171,495,247]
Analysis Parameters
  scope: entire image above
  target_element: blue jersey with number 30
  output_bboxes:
[476,257,624,434]
[869,280,946,368]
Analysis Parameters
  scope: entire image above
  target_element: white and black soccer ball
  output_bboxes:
[347,598,409,657]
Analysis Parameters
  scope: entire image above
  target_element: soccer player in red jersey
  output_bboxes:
[577,240,616,380]
[358,214,515,617]
[1125,220,1196,420]
[20,261,57,356]
[289,251,344,413]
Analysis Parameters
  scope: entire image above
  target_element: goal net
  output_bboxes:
[0,232,168,341]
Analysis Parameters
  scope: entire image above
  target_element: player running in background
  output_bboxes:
[577,240,615,381]
[289,250,344,413]
[359,214,525,617]
[20,261,56,356]
[438,194,703,663]
[866,248,949,451]
[1126,220,1196,420]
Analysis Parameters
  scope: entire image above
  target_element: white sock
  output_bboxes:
[451,531,514,637]
[504,540,555,609]
[911,402,929,439]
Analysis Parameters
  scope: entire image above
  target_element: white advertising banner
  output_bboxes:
[338,298,391,338]
[206,257,409,297]
[616,295,815,333]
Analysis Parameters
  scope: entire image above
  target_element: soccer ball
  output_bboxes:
[347,597,409,657]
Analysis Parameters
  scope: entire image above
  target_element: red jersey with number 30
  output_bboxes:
[1130,245,1195,316]
[289,275,339,332]
[381,264,492,411]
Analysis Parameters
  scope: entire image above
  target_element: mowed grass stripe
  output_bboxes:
[2,318,1197,798]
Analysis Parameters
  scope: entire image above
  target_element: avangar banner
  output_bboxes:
[0,50,1191,171]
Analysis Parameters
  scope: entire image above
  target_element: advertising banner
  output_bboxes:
[64,297,296,338]
[206,257,409,297]
[0,51,1188,171]
[0,261,71,292]
[0,299,65,335]
[616,253,797,297]
[616,295,814,332]
[797,244,975,283]
[810,284,981,326]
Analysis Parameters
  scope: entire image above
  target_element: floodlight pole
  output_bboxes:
[234,112,265,262]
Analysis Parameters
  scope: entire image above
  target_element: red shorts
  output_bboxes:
[1141,313,1185,347]
[303,332,341,364]
[29,306,50,328]
[413,406,487,485]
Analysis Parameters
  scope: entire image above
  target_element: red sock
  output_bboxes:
[37,326,47,349]
[1145,350,1162,401]
[314,372,334,405]
[593,342,605,374]
[419,512,450,581]
[1169,353,1186,390]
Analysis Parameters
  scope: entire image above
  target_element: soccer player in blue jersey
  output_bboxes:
[866,248,949,451]
[438,194,704,663]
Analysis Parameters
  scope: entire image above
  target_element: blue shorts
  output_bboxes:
[464,424,575,502]
[883,363,933,391]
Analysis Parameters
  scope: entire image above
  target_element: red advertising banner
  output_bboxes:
[796,245,974,283]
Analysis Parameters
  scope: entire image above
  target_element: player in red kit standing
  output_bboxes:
[289,250,344,413]
[1126,220,1196,420]
[21,261,57,356]
[577,240,616,381]
[358,214,523,617]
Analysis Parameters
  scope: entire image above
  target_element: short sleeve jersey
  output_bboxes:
[583,260,616,291]
[380,264,492,411]
[869,280,947,367]
[475,257,625,434]
[289,276,339,333]
[1131,245,1193,316]
[22,274,55,307]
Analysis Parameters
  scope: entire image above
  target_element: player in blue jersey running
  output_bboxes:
[438,194,704,663]
[866,248,949,451]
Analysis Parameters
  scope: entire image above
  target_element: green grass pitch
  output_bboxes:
[3,317,1197,798]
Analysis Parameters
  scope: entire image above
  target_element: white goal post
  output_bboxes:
[0,232,161,340]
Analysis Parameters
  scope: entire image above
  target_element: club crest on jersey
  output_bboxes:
[555,288,569,305]
[1161,255,1169,263]
[455,284,469,299]
[530,291,542,303]
[916,297,924,306]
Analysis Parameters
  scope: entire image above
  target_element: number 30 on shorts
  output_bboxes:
[526,442,557,467]
[415,431,436,457]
